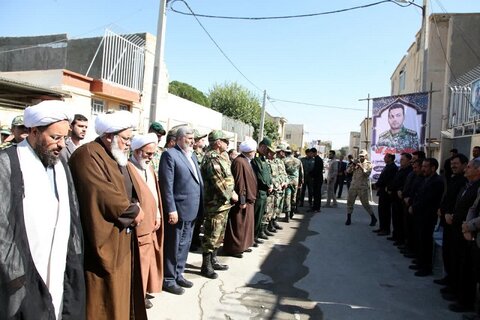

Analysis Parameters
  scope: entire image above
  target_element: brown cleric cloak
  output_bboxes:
[128,162,164,295]
[224,154,257,254]
[69,138,147,320]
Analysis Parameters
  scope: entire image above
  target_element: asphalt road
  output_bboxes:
[147,197,465,320]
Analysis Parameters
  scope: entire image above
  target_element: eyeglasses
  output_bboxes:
[116,134,132,143]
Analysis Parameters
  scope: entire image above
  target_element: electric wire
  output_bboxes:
[173,0,263,92]
[170,0,412,20]
[269,98,365,111]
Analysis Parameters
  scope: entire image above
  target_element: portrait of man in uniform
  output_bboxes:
[377,103,419,153]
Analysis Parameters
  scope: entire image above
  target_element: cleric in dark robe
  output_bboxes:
[223,139,258,256]
[0,100,85,319]
[69,111,147,320]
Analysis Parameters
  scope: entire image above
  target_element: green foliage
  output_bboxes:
[169,81,209,107]
[263,118,280,142]
[208,82,261,126]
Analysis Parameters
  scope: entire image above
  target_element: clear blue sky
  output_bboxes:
[1,0,479,148]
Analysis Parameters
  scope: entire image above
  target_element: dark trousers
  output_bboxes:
[442,224,454,282]
[378,193,392,233]
[414,215,436,272]
[163,219,196,286]
[405,208,417,252]
[312,179,323,210]
[334,175,345,197]
[391,197,404,242]
[190,214,203,249]
[254,191,267,237]
[299,178,313,206]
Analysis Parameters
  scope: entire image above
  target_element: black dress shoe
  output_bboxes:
[386,236,396,241]
[377,231,390,236]
[409,264,421,270]
[449,303,474,313]
[252,242,259,247]
[176,277,193,288]
[146,293,155,299]
[404,253,416,259]
[393,241,404,246]
[441,286,455,294]
[163,284,185,295]
[244,248,253,253]
[145,298,153,309]
[229,253,243,258]
[372,229,382,233]
[414,269,432,277]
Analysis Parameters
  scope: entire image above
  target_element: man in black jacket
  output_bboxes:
[310,148,324,213]
[374,153,398,236]
[410,158,445,277]
[435,154,468,288]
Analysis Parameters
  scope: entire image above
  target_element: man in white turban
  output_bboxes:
[0,100,86,319]
[128,133,164,309]
[223,139,258,257]
[69,111,147,320]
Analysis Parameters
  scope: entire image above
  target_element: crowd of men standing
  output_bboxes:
[365,147,480,316]
[0,104,306,320]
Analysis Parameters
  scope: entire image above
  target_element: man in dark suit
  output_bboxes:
[159,126,204,295]
[374,153,398,236]
[310,148,324,213]
[335,155,347,198]
[410,158,444,277]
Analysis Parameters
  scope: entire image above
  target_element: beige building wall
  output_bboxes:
[349,131,361,157]
[284,123,304,152]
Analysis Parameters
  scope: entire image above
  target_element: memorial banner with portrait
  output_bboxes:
[471,79,480,116]
[370,93,428,180]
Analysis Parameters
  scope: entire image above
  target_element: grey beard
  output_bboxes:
[111,136,129,167]
[34,142,59,168]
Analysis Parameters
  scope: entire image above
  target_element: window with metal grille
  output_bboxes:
[119,104,130,111]
[92,99,105,115]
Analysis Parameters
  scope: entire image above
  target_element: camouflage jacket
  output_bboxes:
[193,149,204,166]
[377,126,419,152]
[201,149,235,212]
[151,146,164,174]
[0,141,14,150]
[283,155,303,187]
[268,158,287,191]
[347,160,372,188]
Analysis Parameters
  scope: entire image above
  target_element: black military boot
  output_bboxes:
[211,249,229,271]
[259,224,273,239]
[266,222,276,235]
[272,218,283,230]
[345,214,352,226]
[284,212,290,223]
[258,227,269,240]
[201,252,218,279]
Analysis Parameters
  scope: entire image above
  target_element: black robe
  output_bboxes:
[0,146,85,320]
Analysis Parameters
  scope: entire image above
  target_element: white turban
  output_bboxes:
[131,133,158,151]
[95,111,136,135]
[239,139,257,153]
[24,100,73,128]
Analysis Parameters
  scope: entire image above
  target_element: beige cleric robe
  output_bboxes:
[69,138,147,320]
[128,162,164,294]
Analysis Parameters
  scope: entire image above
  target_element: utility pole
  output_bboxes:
[258,90,267,142]
[420,0,428,92]
[359,94,371,150]
[149,0,168,123]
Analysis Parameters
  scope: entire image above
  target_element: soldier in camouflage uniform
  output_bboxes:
[263,150,279,236]
[0,115,28,150]
[200,130,238,279]
[345,149,378,226]
[193,129,207,165]
[281,146,304,222]
[148,122,166,173]
[377,103,419,153]
[251,138,274,244]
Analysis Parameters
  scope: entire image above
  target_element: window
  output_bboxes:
[286,133,292,139]
[399,69,406,92]
[119,104,130,111]
[91,99,105,114]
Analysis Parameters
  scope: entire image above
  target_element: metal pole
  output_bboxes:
[359,94,371,150]
[420,0,428,91]
[428,82,433,157]
[149,0,168,123]
[259,90,267,142]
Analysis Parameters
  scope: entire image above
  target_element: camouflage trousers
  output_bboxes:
[347,186,374,215]
[264,194,276,224]
[283,185,298,214]
[202,208,230,252]
[274,191,284,217]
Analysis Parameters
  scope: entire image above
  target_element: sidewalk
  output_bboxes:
[147,198,462,320]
